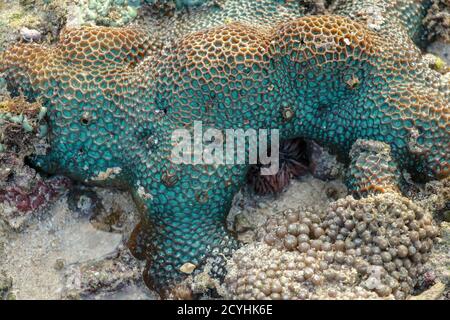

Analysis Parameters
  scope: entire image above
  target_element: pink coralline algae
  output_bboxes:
[0,176,71,213]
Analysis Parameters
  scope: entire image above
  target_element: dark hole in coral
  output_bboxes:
[246,138,310,195]
[405,163,429,185]
[138,127,154,141]
[316,103,329,115]
[80,117,90,125]
[5,171,15,184]
[67,185,101,218]
[416,125,425,135]
[23,156,38,170]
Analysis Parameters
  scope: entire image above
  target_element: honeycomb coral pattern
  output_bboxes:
[226,193,439,299]
[1,0,449,294]
[268,15,449,180]
[347,139,401,196]
[2,27,161,181]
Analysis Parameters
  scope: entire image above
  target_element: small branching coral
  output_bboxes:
[1,0,448,296]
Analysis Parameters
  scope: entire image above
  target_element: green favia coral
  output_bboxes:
[1,0,449,296]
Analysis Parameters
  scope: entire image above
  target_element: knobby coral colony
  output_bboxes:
[0,0,449,297]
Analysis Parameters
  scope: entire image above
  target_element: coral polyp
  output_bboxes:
[1,0,448,296]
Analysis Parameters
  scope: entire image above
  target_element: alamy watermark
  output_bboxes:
[170,121,280,175]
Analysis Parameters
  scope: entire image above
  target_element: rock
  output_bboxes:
[427,41,450,65]
[63,248,156,300]
[19,27,42,42]
[54,258,65,271]
[409,282,446,300]
[56,217,123,265]
[1,194,133,299]
[444,210,450,223]
[307,141,344,181]
[233,214,252,233]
